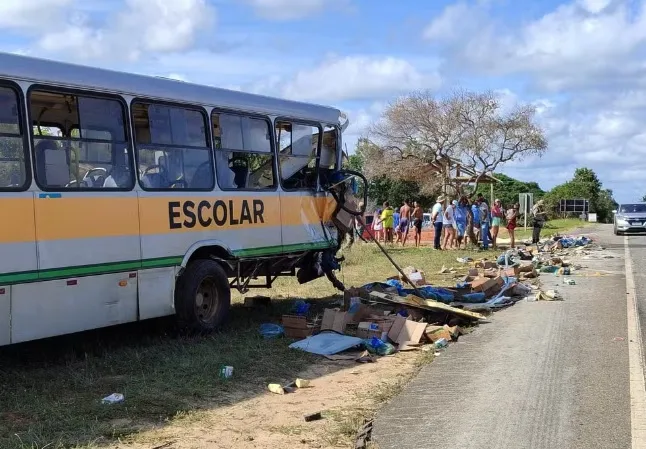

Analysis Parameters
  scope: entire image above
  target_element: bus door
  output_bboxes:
[275,120,334,252]
[0,83,36,345]
[12,89,140,343]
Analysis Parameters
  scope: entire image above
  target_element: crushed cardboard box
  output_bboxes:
[369,291,486,321]
[282,315,320,339]
[321,309,349,333]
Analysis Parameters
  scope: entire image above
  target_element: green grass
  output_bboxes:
[0,216,588,449]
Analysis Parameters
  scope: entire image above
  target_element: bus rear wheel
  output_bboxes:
[175,259,231,333]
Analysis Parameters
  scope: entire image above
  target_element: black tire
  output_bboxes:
[175,259,231,333]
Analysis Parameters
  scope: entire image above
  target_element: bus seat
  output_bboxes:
[35,140,70,187]
[190,163,214,189]
[231,166,249,189]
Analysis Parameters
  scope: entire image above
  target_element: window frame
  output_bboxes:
[211,108,277,192]
[320,123,341,171]
[131,98,215,192]
[26,84,135,192]
[274,117,323,192]
[0,80,31,192]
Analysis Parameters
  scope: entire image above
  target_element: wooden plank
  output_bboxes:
[369,291,486,321]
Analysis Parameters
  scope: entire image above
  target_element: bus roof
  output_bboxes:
[0,52,343,125]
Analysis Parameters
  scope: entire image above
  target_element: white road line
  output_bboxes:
[625,235,646,448]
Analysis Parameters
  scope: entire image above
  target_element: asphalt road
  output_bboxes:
[373,224,643,449]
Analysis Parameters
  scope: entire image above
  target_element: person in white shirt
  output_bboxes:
[431,196,444,250]
[443,199,457,249]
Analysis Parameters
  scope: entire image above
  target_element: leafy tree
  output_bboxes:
[641,194,646,202]
[474,173,545,208]
[542,167,616,223]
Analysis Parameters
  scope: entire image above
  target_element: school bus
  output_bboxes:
[0,52,366,346]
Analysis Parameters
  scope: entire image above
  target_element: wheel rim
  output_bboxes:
[195,276,219,324]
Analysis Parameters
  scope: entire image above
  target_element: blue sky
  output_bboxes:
[2,0,645,202]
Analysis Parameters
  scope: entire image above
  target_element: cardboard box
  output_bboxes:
[476,260,496,269]
[483,268,498,278]
[355,316,395,339]
[500,266,520,277]
[321,309,349,333]
[425,325,452,343]
[400,266,427,286]
[470,276,503,293]
[467,268,479,277]
[282,314,320,339]
[387,315,426,345]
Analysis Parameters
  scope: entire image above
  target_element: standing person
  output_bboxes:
[490,199,504,249]
[412,201,424,247]
[393,207,401,243]
[506,203,519,249]
[372,209,383,242]
[443,200,457,249]
[431,196,444,250]
[471,199,481,243]
[399,199,412,246]
[531,200,547,245]
[478,197,490,250]
[455,196,468,249]
[381,202,395,243]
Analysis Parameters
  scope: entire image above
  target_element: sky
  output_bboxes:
[1,0,645,202]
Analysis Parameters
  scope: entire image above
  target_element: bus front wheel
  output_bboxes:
[175,259,231,333]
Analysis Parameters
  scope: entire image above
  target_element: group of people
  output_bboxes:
[430,194,517,250]
[364,195,548,250]
[370,199,425,247]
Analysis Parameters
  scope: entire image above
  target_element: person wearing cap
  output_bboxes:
[491,198,504,249]
[431,195,444,250]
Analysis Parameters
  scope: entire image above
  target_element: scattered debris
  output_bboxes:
[289,332,364,356]
[304,412,323,422]
[259,323,284,339]
[563,278,576,285]
[535,290,563,301]
[244,295,271,308]
[268,378,312,395]
[613,337,625,342]
[218,365,234,379]
[355,420,374,449]
[101,393,124,404]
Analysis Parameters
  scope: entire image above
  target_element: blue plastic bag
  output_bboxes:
[259,323,284,339]
[364,337,396,356]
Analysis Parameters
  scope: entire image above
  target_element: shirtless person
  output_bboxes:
[412,201,424,247]
[399,199,412,246]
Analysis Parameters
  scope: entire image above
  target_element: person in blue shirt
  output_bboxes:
[454,197,468,249]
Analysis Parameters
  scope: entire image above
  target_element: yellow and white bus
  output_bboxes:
[0,52,366,346]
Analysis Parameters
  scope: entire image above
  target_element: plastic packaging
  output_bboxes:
[434,338,448,349]
[101,393,124,404]
[293,300,310,316]
[218,365,234,379]
[259,323,284,339]
[364,337,396,356]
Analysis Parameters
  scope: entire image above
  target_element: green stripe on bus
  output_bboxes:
[0,256,182,285]
[0,243,335,285]
[233,241,334,257]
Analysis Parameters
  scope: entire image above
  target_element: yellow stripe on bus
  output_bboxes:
[0,198,36,243]
[0,195,338,243]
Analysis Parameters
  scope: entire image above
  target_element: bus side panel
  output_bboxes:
[0,286,9,346]
[280,192,337,252]
[137,192,283,260]
[10,272,137,343]
[0,195,37,280]
[33,193,141,271]
[137,267,177,320]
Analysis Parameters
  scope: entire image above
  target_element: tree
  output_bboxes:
[367,89,548,195]
[542,167,617,223]
[473,173,545,208]
[641,194,646,202]
[346,138,435,210]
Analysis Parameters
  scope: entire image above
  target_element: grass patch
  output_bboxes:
[0,217,586,449]
[512,218,592,240]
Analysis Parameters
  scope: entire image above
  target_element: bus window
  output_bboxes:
[321,126,338,170]
[28,90,133,190]
[133,102,214,191]
[275,121,320,190]
[212,112,275,190]
[0,86,28,190]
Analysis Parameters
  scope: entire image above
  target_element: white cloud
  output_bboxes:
[37,0,216,61]
[0,0,73,30]
[277,56,441,102]
[577,0,613,14]
[244,0,347,20]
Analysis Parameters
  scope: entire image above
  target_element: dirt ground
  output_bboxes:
[112,351,424,449]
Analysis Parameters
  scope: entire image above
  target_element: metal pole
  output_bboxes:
[356,217,425,298]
